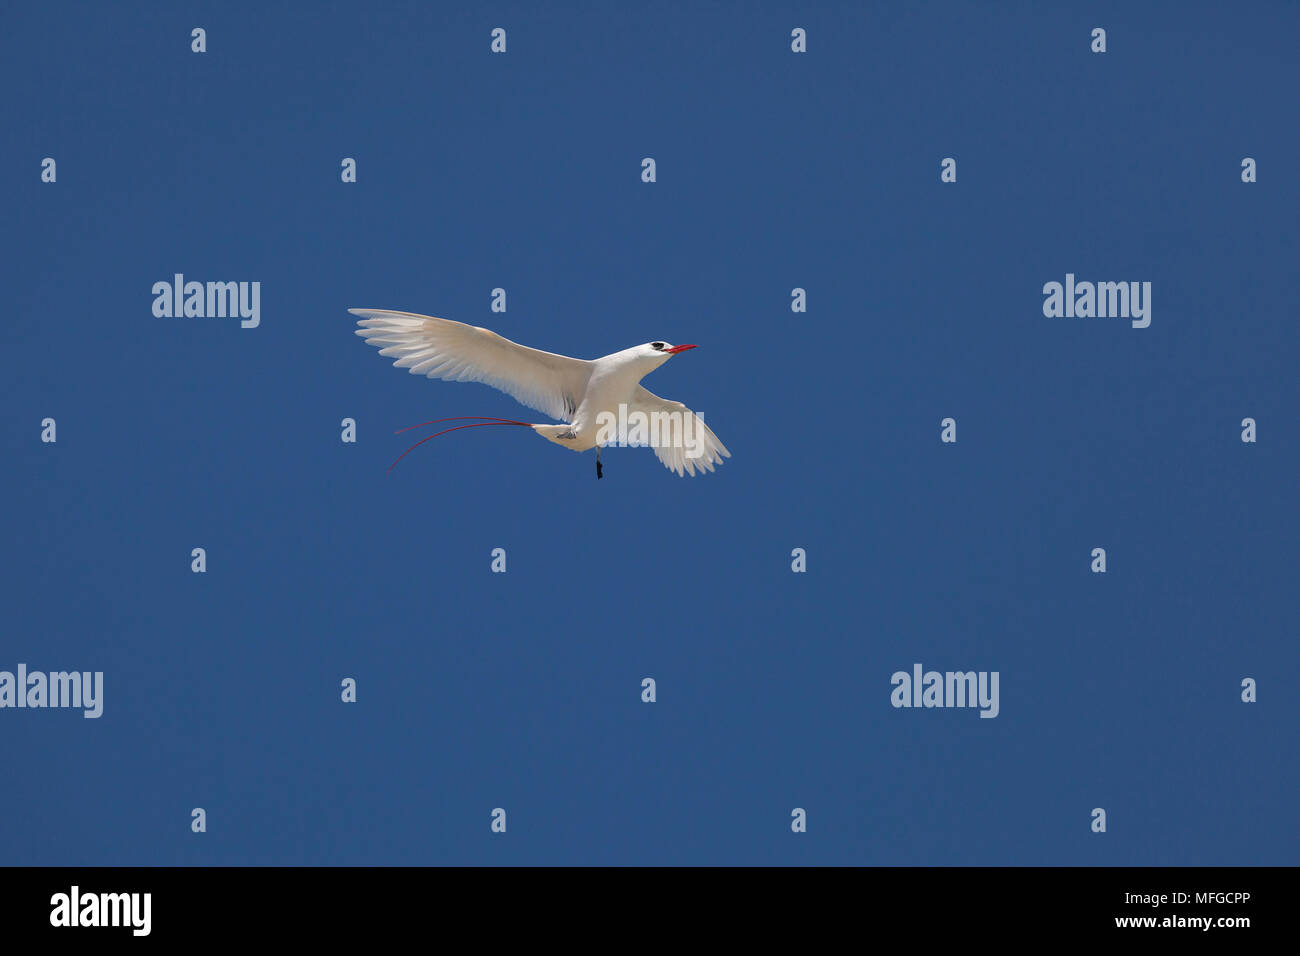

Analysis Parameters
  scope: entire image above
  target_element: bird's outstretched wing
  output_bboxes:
[351,309,592,423]
[629,386,731,477]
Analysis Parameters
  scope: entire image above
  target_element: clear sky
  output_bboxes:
[2,1,1297,865]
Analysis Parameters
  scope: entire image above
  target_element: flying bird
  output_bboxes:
[351,309,731,478]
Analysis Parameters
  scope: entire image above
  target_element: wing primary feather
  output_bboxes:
[351,309,591,423]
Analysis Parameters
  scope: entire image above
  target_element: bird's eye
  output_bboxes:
[651,342,665,350]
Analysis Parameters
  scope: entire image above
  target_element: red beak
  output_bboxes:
[664,344,697,354]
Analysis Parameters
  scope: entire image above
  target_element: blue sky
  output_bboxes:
[2,1,1297,865]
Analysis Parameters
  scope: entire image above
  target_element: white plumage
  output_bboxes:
[351,309,730,478]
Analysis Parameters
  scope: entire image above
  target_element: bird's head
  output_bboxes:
[643,341,698,366]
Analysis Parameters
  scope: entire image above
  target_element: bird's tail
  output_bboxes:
[387,416,534,473]
[530,424,580,447]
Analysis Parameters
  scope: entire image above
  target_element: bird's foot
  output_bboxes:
[596,459,603,479]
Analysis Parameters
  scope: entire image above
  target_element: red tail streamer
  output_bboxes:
[394,416,531,436]
[388,419,532,473]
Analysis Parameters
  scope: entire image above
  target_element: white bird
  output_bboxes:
[351,309,731,478]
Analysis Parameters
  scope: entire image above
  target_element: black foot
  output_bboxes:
[596,459,603,479]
